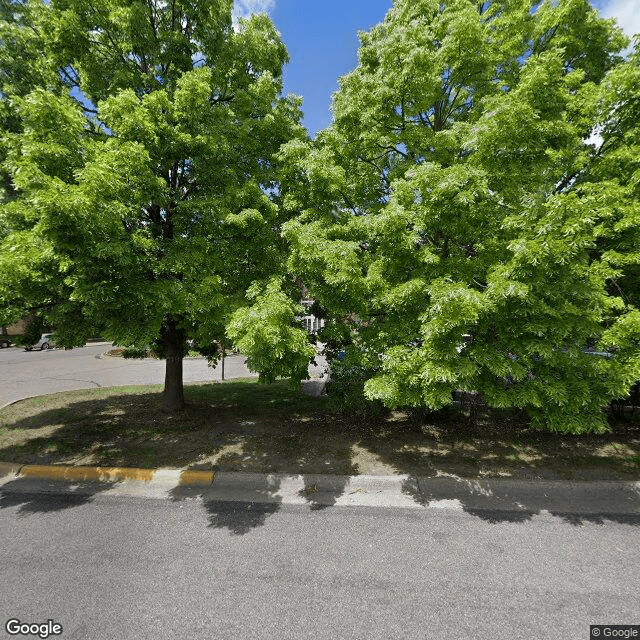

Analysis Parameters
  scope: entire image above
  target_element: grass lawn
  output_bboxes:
[1,379,639,480]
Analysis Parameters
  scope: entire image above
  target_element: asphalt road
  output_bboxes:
[0,343,258,408]
[0,492,638,640]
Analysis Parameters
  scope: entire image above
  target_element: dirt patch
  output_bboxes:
[0,380,639,480]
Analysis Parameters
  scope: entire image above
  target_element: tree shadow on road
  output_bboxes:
[203,500,282,535]
[0,476,116,515]
[396,464,640,527]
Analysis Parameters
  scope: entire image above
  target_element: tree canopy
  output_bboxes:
[0,0,314,411]
[3,0,639,431]
[281,0,638,432]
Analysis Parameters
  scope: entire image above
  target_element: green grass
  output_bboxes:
[0,379,639,479]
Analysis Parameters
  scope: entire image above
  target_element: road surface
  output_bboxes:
[0,490,638,640]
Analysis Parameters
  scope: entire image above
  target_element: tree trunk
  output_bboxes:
[162,317,185,413]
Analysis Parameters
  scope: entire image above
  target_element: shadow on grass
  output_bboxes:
[0,381,639,528]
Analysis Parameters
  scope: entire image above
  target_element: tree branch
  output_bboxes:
[339,190,360,216]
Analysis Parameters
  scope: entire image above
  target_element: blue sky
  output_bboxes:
[233,0,640,139]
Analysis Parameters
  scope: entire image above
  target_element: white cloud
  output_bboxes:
[600,0,640,38]
[232,0,276,22]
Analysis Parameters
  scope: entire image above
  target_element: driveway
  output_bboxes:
[0,343,257,408]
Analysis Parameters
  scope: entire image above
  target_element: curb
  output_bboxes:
[1,463,639,514]
[1,395,47,411]
[0,463,214,486]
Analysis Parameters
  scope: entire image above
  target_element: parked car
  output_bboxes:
[25,333,56,351]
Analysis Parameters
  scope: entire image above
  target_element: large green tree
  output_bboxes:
[282,0,637,432]
[0,0,64,327]
[0,0,314,411]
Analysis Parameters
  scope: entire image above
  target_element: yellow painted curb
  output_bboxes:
[20,465,155,482]
[179,470,215,486]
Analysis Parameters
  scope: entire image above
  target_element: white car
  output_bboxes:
[25,333,55,351]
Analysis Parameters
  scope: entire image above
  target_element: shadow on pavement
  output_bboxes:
[300,475,348,511]
[188,474,351,533]
[460,508,640,526]
[168,474,286,535]
[399,475,640,526]
[0,476,115,515]
[549,512,640,526]
[203,500,281,535]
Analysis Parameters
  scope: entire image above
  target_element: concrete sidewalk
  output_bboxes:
[1,462,639,515]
